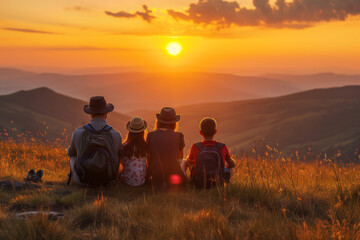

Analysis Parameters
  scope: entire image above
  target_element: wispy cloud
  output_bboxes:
[3,27,58,34]
[0,46,150,52]
[105,5,156,23]
[64,6,90,12]
[39,46,144,51]
[167,0,360,29]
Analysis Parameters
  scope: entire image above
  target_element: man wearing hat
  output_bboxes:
[67,96,122,185]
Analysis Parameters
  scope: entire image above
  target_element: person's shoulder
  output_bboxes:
[109,127,120,134]
[73,126,85,134]
[190,143,199,149]
[147,130,156,137]
[215,141,227,148]
[109,128,122,138]
[148,130,156,135]
[176,131,184,138]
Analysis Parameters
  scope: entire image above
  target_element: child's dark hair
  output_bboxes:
[123,131,148,158]
[200,117,217,137]
[154,120,178,131]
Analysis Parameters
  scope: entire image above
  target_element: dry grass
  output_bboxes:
[1,140,360,239]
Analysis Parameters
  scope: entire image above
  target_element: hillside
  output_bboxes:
[0,68,301,112]
[263,73,360,89]
[0,86,359,159]
[2,68,360,113]
[2,141,360,239]
[0,88,129,140]
[137,86,360,159]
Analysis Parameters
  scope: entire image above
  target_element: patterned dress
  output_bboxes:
[122,156,147,186]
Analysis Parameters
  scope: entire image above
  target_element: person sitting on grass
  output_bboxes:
[181,117,236,189]
[121,117,148,187]
[146,107,186,191]
[67,96,122,186]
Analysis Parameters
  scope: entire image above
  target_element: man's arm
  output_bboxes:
[225,157,236,169]
[67,131,77,157]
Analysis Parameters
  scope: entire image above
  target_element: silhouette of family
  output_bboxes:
[67,96,236,190]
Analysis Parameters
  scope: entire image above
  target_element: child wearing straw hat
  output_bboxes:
[121,117,149,187]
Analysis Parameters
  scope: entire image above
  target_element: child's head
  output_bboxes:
[124,117,148,158]
[199,117,217,139]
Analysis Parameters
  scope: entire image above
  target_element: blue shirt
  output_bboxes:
[67,118,122,157]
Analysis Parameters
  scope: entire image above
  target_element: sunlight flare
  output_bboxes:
[166,42,182,56]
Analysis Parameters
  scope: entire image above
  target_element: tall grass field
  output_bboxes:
[1,138,360,240]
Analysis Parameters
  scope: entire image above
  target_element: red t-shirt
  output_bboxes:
[188,141,231,167]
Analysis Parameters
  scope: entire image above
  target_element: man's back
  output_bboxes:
[67,118,122,185]
[67,118,122,157]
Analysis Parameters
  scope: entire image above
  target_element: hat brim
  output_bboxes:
[126,120,147,133]
[156,114,180,124]
[84,103,114,115]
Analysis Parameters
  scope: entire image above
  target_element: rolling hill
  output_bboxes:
[136,86,360,159]
[0,86,359,160]
[0,87,129,141]
[2,68,360,113]
[0,68,301,112]
[262,72,360,89]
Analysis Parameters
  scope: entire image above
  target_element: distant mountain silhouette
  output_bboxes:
[1,77,359,159]
[0,68,301,112]
[0,87,129,140]
[2,68,360,113]
[137,86,360,159]
[262,73,360,89]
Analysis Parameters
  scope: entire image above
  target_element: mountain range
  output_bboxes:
[0,86,359,160]
[2,68,360,113]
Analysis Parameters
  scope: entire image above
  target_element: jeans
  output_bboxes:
[224,168,232,183]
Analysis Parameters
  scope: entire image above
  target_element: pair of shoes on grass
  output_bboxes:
[24,169,43,183]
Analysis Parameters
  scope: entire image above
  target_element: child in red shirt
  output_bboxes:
[181,117,236,186]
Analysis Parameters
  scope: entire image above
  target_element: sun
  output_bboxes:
[166,42,182,56]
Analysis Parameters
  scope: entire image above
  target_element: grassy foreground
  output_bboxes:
[1,140,360,240]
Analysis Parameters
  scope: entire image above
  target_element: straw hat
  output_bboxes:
[126,117,147,133]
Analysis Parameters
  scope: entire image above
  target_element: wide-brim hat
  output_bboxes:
[84,96,114,115]
[156,107,180,124]
[126,117,147,133]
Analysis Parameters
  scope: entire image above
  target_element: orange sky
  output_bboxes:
[1,0,360,75]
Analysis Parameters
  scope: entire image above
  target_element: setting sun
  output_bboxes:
[166,42,182,56]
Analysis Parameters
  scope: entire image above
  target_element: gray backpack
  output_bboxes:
[72,124,119,185]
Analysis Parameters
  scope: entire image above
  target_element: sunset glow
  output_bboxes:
[0,0,359,74]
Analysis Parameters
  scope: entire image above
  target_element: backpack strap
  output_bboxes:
[83,124,112,133]
[83,124,98,133]
[194,142,204,151]
[215,142,225,152]
[102,125,113,132]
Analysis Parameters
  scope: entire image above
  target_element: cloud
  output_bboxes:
[2,28,58,34]
[37,46,145,52]
[64,6,90,12]
[0,46,150,52]
[167,0,360,29]
[105,5,156,23]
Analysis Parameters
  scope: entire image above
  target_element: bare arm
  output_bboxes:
[225,157,236,169]
[67,131,77,157]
